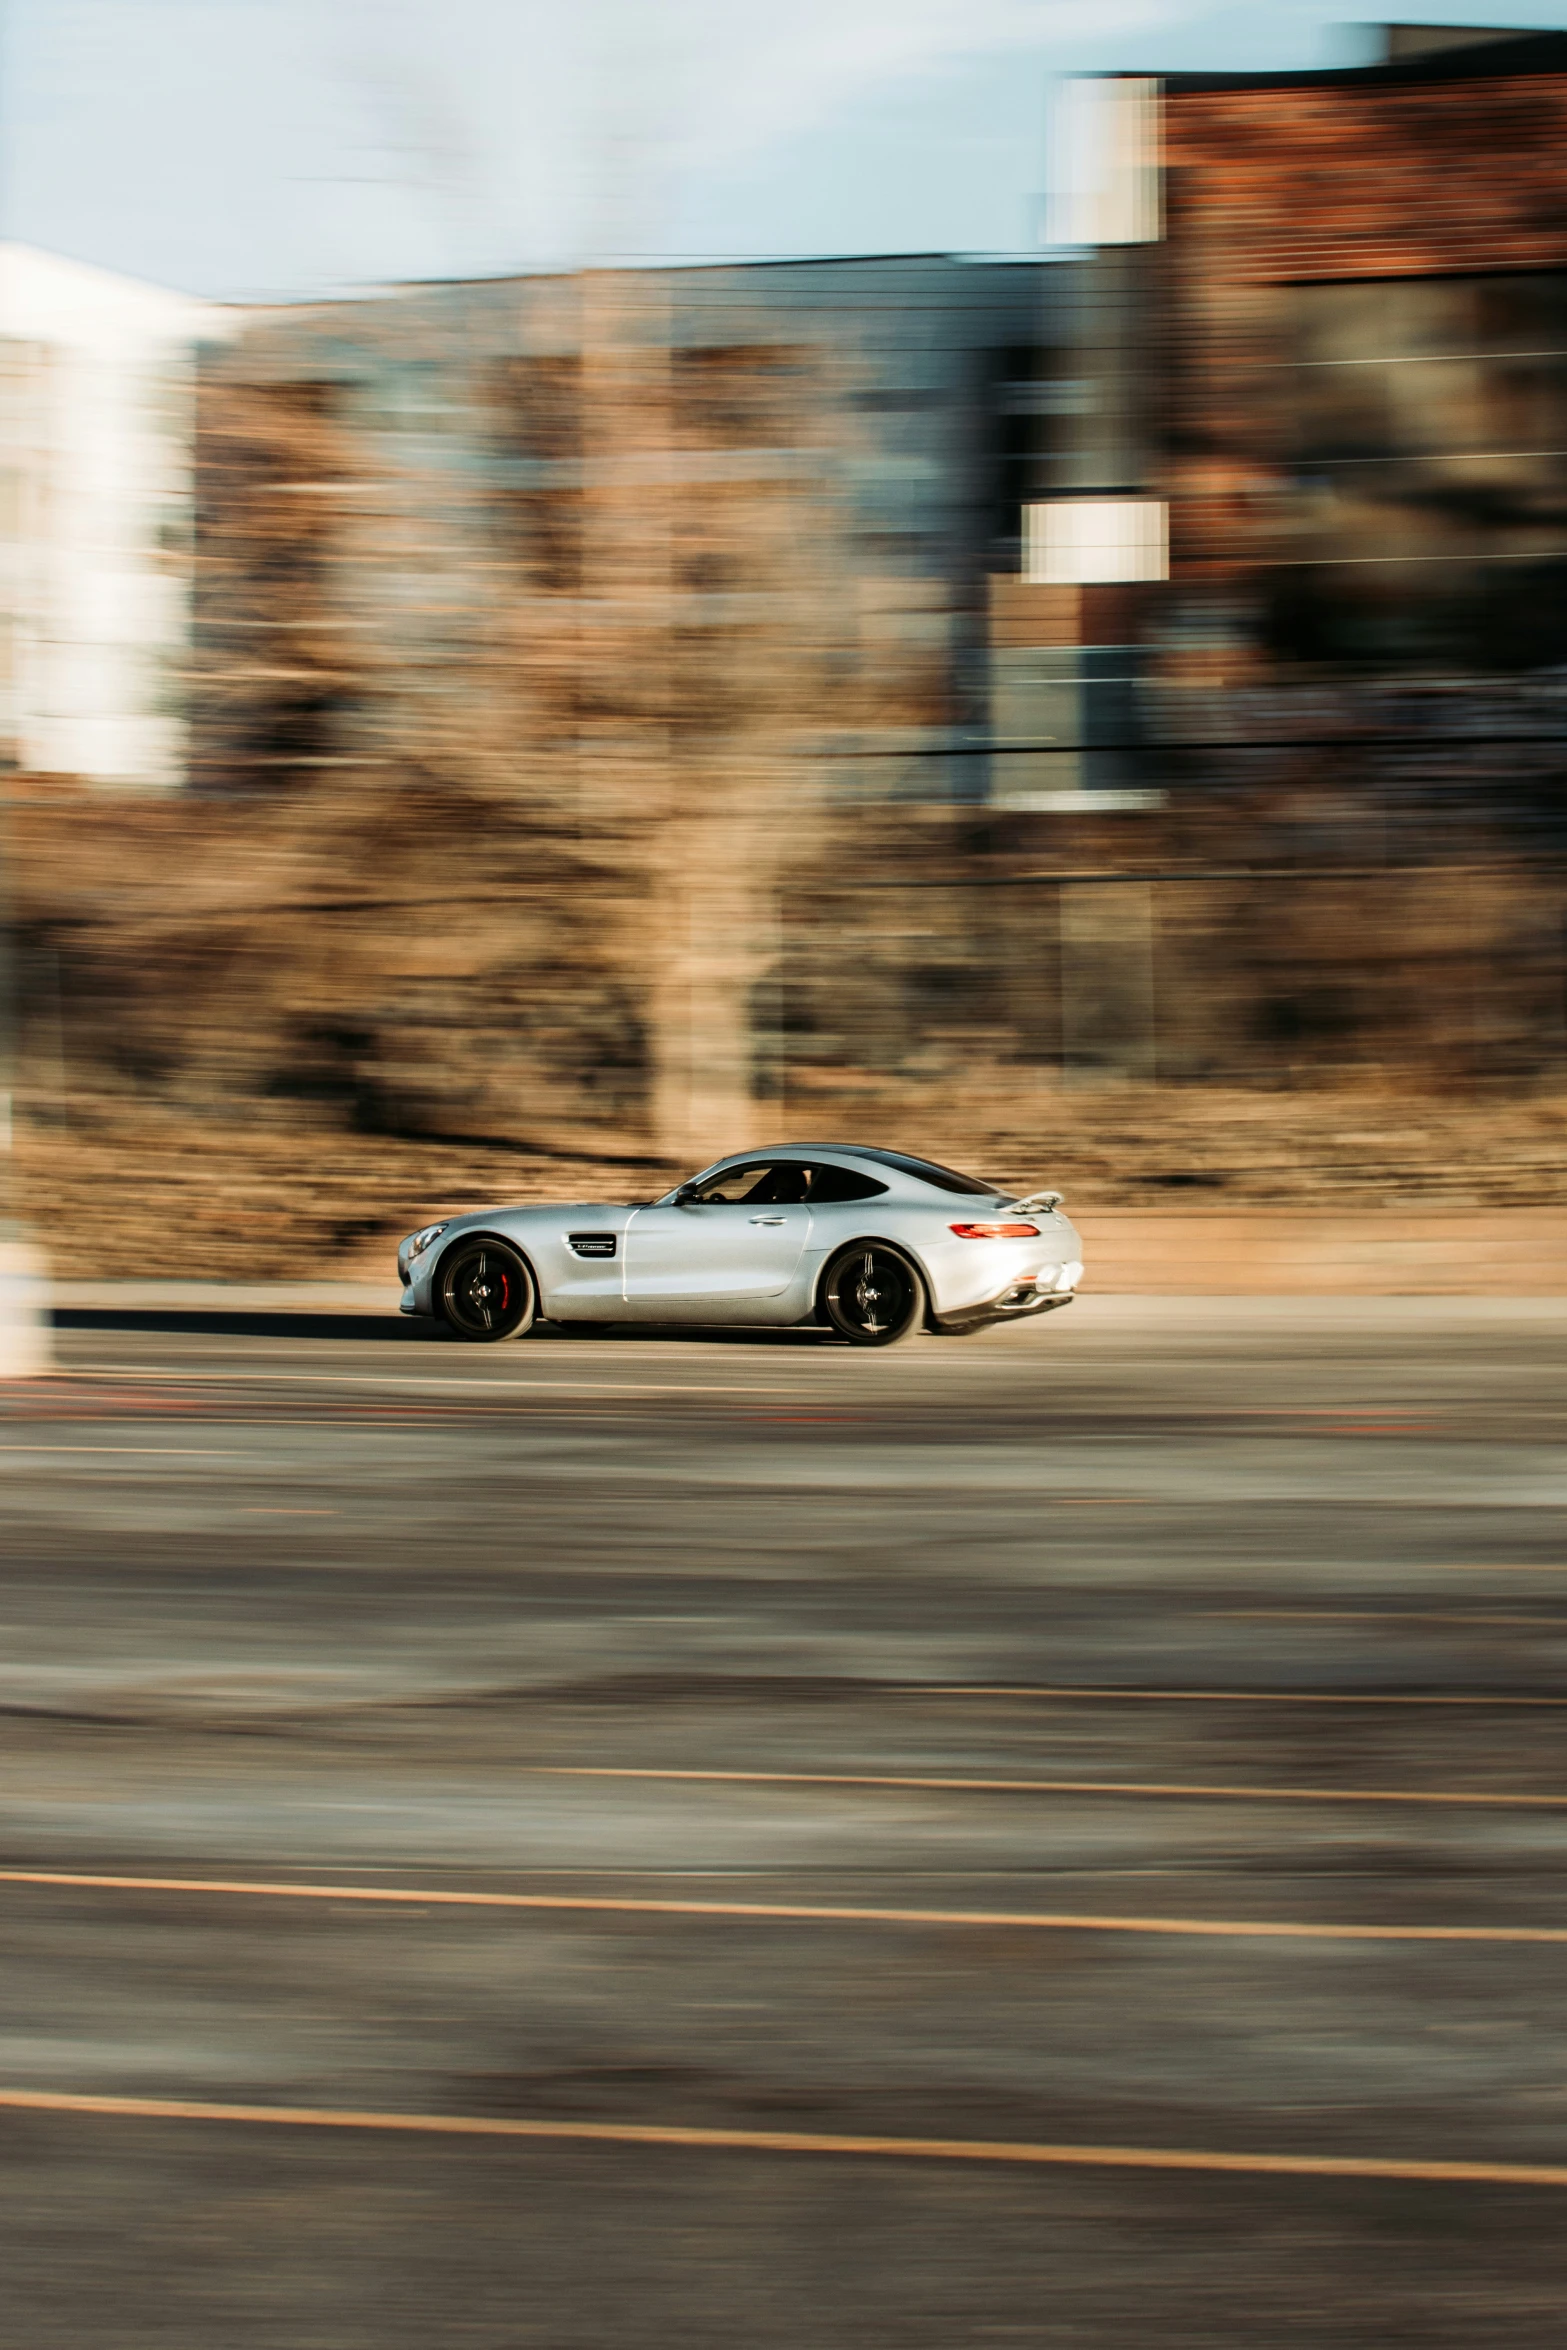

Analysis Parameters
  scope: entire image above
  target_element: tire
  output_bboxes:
[436,1238,535,1342]
[821,1243,926,1347]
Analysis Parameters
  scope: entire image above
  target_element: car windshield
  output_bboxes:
[827,1147,997,1197]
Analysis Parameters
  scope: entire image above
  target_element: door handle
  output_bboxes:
[749,1215,787,1225]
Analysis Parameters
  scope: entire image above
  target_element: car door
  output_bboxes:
[622,1161,812,1315]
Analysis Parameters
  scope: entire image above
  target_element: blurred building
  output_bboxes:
[1167,22,1567,668]
[21,31,1567,1211]
[193,258,1075,1152]
[0,245,209,788]
[1037,26,1567,819]
[194,256,1067,799]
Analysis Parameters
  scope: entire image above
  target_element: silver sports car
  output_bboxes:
[397,1143,1083,1346]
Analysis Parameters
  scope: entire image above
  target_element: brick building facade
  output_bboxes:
[1153,29,1567,674]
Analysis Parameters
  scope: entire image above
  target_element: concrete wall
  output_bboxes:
[1079,1207,1567,1294]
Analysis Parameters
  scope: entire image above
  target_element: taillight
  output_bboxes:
[949,1221,1041,1239]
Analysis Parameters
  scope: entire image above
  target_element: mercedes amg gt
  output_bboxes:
[396,1143,1083,1346]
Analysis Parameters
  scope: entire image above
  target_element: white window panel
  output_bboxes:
[1046,76,1163,248]
[1025,497,1168,586]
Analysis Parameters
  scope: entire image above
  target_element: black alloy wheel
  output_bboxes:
[437,1239,535,1342]
[821,1244,925,1347]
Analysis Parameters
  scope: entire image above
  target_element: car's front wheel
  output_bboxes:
[436,1239,535,1341]
[821,1244,926,1347]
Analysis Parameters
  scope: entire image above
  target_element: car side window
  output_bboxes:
[746,1163,814,1205]
[687,1161,888,1206]
[803,1162,890,1203]
[689,1164,776,1204]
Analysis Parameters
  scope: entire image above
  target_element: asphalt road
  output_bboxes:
[6,1292,1567,2346]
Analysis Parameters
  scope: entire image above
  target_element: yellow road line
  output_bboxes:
[3,1866,1565,1945]
[935,1685,1567,1708]
[541,1764,1567,1810]
[2,2087,1564,2187]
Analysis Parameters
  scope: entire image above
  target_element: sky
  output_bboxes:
[5,0,1567,301]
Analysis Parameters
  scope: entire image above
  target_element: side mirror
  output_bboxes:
[673,1184,703,1206]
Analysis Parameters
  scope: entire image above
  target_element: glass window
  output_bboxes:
[803,1162,890,1203]
[688,1163,777,1204]
[837,1146,997,1196]
[745,1163,815,1205]
[1272,273,1567,569]
[683,1159,891,1205]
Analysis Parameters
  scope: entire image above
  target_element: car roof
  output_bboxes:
[773,1143,895,1162]
[708,1143,999,1193]
[716,1143,892,1168]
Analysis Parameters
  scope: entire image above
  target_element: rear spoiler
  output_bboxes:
[1008,1188,1064,1214]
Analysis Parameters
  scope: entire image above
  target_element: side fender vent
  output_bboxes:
[568,1232,617,1259]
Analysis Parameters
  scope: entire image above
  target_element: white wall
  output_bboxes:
[0,245,211,787]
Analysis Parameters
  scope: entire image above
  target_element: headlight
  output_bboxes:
[405,1222,449,1260]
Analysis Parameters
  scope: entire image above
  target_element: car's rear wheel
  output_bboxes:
[436,1239,535,1342]
[821,1244,925,1347]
